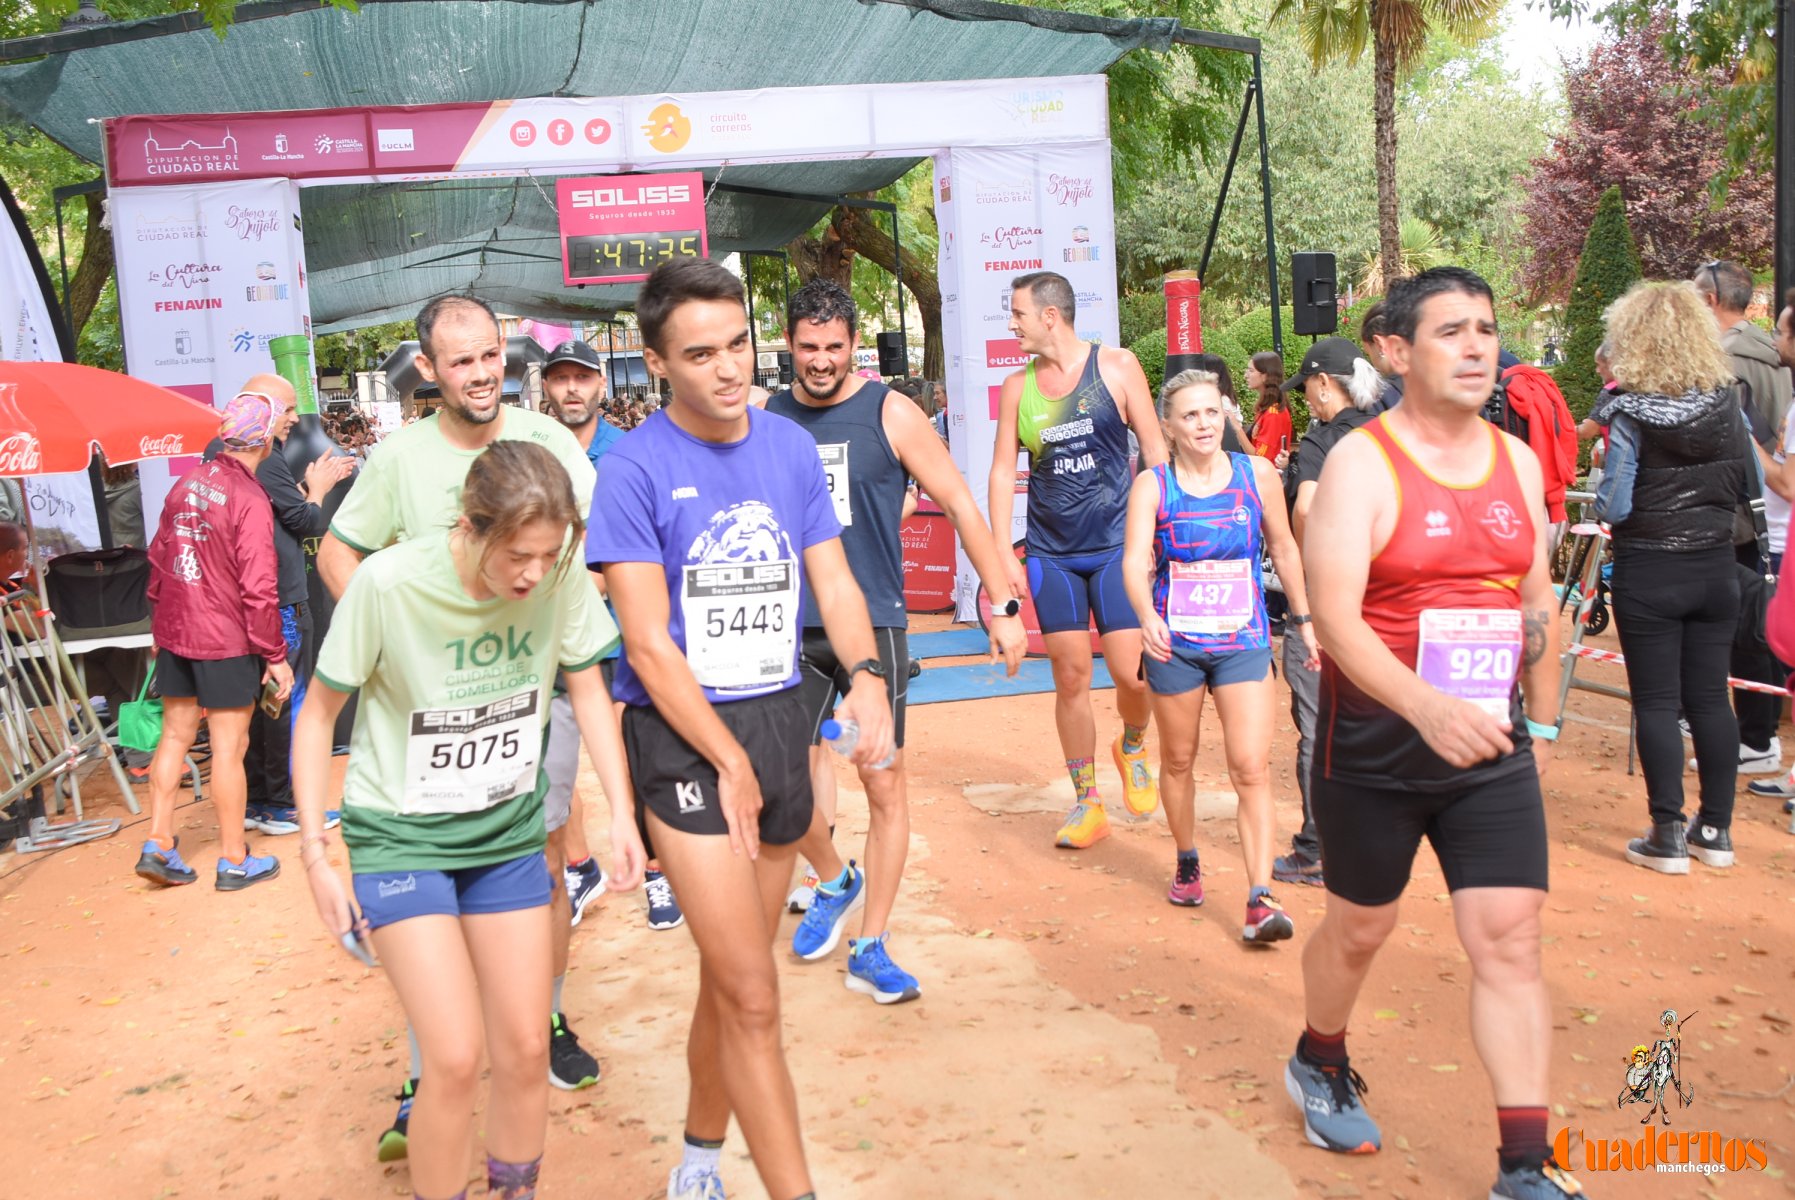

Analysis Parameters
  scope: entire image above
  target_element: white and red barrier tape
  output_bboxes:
[1568,644,1791,697]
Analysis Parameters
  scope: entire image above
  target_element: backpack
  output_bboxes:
[1483,364,1579,522]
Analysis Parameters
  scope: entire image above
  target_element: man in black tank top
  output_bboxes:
[766,281,1025,1003]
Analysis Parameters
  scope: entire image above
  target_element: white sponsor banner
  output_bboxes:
[111,177,314,524]
[294,76,1106,185]
[2,182,105,555]
[935,141,1120,618]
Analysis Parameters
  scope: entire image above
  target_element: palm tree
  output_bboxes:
[1269,0,1501,288]
[1356,215,1446,293]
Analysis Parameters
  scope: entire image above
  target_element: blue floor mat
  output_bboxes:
[909,656,1115,705]
[908,627,996,659]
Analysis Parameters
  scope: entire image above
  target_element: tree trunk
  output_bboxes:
[1372,3,1402,292]
[831,204,943,380]
[67,191,112,340]
[786,223,854,288]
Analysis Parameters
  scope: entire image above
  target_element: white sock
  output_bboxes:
[676,1136,723,1186]
[408,1026,422,1080]
[551,974,565,1017]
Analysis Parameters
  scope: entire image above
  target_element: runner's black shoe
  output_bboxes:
[548,1013,599,1090]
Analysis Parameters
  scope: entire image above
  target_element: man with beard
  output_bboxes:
[766,280,1024,1002]
[315,295,606,1160]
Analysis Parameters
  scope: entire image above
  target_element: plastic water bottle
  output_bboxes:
[820,717,895,770]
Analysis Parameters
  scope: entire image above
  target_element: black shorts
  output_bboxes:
[156,650,262,710]
[622,687,813,855]
[1313,761,1548,907]
[798,627,908,749]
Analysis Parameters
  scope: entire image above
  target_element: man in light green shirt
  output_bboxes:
[311,294,609,1156]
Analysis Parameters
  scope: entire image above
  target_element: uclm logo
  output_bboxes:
[139,435,185,457]
[1553,1009,1769,1178]
[0,433,42,474]
[570,184,692,208]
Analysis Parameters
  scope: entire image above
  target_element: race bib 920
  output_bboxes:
[1416,608,1522,718]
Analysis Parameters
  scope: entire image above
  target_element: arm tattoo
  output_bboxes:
[1522,608,1549,668]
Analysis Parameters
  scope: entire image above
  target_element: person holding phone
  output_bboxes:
[293,442,645,1200]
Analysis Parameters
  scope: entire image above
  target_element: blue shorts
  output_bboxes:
[1027,546,1139,635]
[1143,643,1273,696]
[353,850,552,931]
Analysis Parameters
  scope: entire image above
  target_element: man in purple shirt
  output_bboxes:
[588,259,891,1200]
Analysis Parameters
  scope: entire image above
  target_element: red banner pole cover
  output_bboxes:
[1164,270,1203,378]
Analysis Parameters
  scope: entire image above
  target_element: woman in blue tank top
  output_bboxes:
[1123,369,1320,944]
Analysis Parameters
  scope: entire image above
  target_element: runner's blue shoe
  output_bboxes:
[215,849,281,892]
[791,861,864,960]
[644,869,684,931]
[1284,1049,1381,1154]
[845,934,921,1004]
[135,837,197,887]
[667,1165,727,1200]
[1490,1153,1586,1198]
[243,804,340,835]
[565,857,608,927]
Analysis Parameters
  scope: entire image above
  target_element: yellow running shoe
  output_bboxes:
[1112,733,1159,819]
[1054,802,1111,849]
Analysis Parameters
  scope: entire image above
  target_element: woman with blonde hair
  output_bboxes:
[1593,281,1751,876]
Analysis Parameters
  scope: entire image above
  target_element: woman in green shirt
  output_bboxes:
[293,441,643,1200]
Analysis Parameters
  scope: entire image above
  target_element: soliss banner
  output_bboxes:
[934,139,1120,620]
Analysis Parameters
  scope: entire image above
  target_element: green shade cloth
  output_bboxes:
[0,0,1172,329]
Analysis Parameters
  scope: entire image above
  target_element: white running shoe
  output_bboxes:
[1688,737,1781,776]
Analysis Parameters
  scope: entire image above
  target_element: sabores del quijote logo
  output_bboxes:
[1553,1008,1770,1177]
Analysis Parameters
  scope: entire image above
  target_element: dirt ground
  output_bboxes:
[4,612,1793,1199]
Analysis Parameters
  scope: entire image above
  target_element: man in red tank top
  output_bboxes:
[1284,269,1584,1200]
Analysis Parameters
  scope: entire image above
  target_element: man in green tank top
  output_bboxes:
[987,271,1167,850]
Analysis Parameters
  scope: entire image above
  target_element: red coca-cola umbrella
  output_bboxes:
[0,361,223,476]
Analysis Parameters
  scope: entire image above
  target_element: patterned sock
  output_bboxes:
[1066,757,1099,804]
[676,1133,724,1188]
[1121,722,1147,755]
[485,1155,541,1200]
[1298,1024,1349,1068]
[1176,849,1200,883]
[1497,1105,1550,1171]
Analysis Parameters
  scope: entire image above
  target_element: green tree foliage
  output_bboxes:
[1115,9,1554,323]
[1556,186,1641,419]
[1268,0,1502,288]
[1544,0,1772,178]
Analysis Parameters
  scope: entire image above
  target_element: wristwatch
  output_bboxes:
[993,596,1022,618]
[847,658,887,683]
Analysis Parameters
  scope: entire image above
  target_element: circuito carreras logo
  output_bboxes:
[1552,1007,1770,1178]
[642,103,692,153]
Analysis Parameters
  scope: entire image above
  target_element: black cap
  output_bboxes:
[544,339,602,372]
[1284,337,1368,391]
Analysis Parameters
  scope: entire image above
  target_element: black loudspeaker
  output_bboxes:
[1292,252,1338,336]
[776,351,794,384]
[875,330,906,376]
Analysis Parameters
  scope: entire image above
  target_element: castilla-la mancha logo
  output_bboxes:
[139,434,186,457]
[0,433,42,474]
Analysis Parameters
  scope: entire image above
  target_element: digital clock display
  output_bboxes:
[565,230,705,283]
